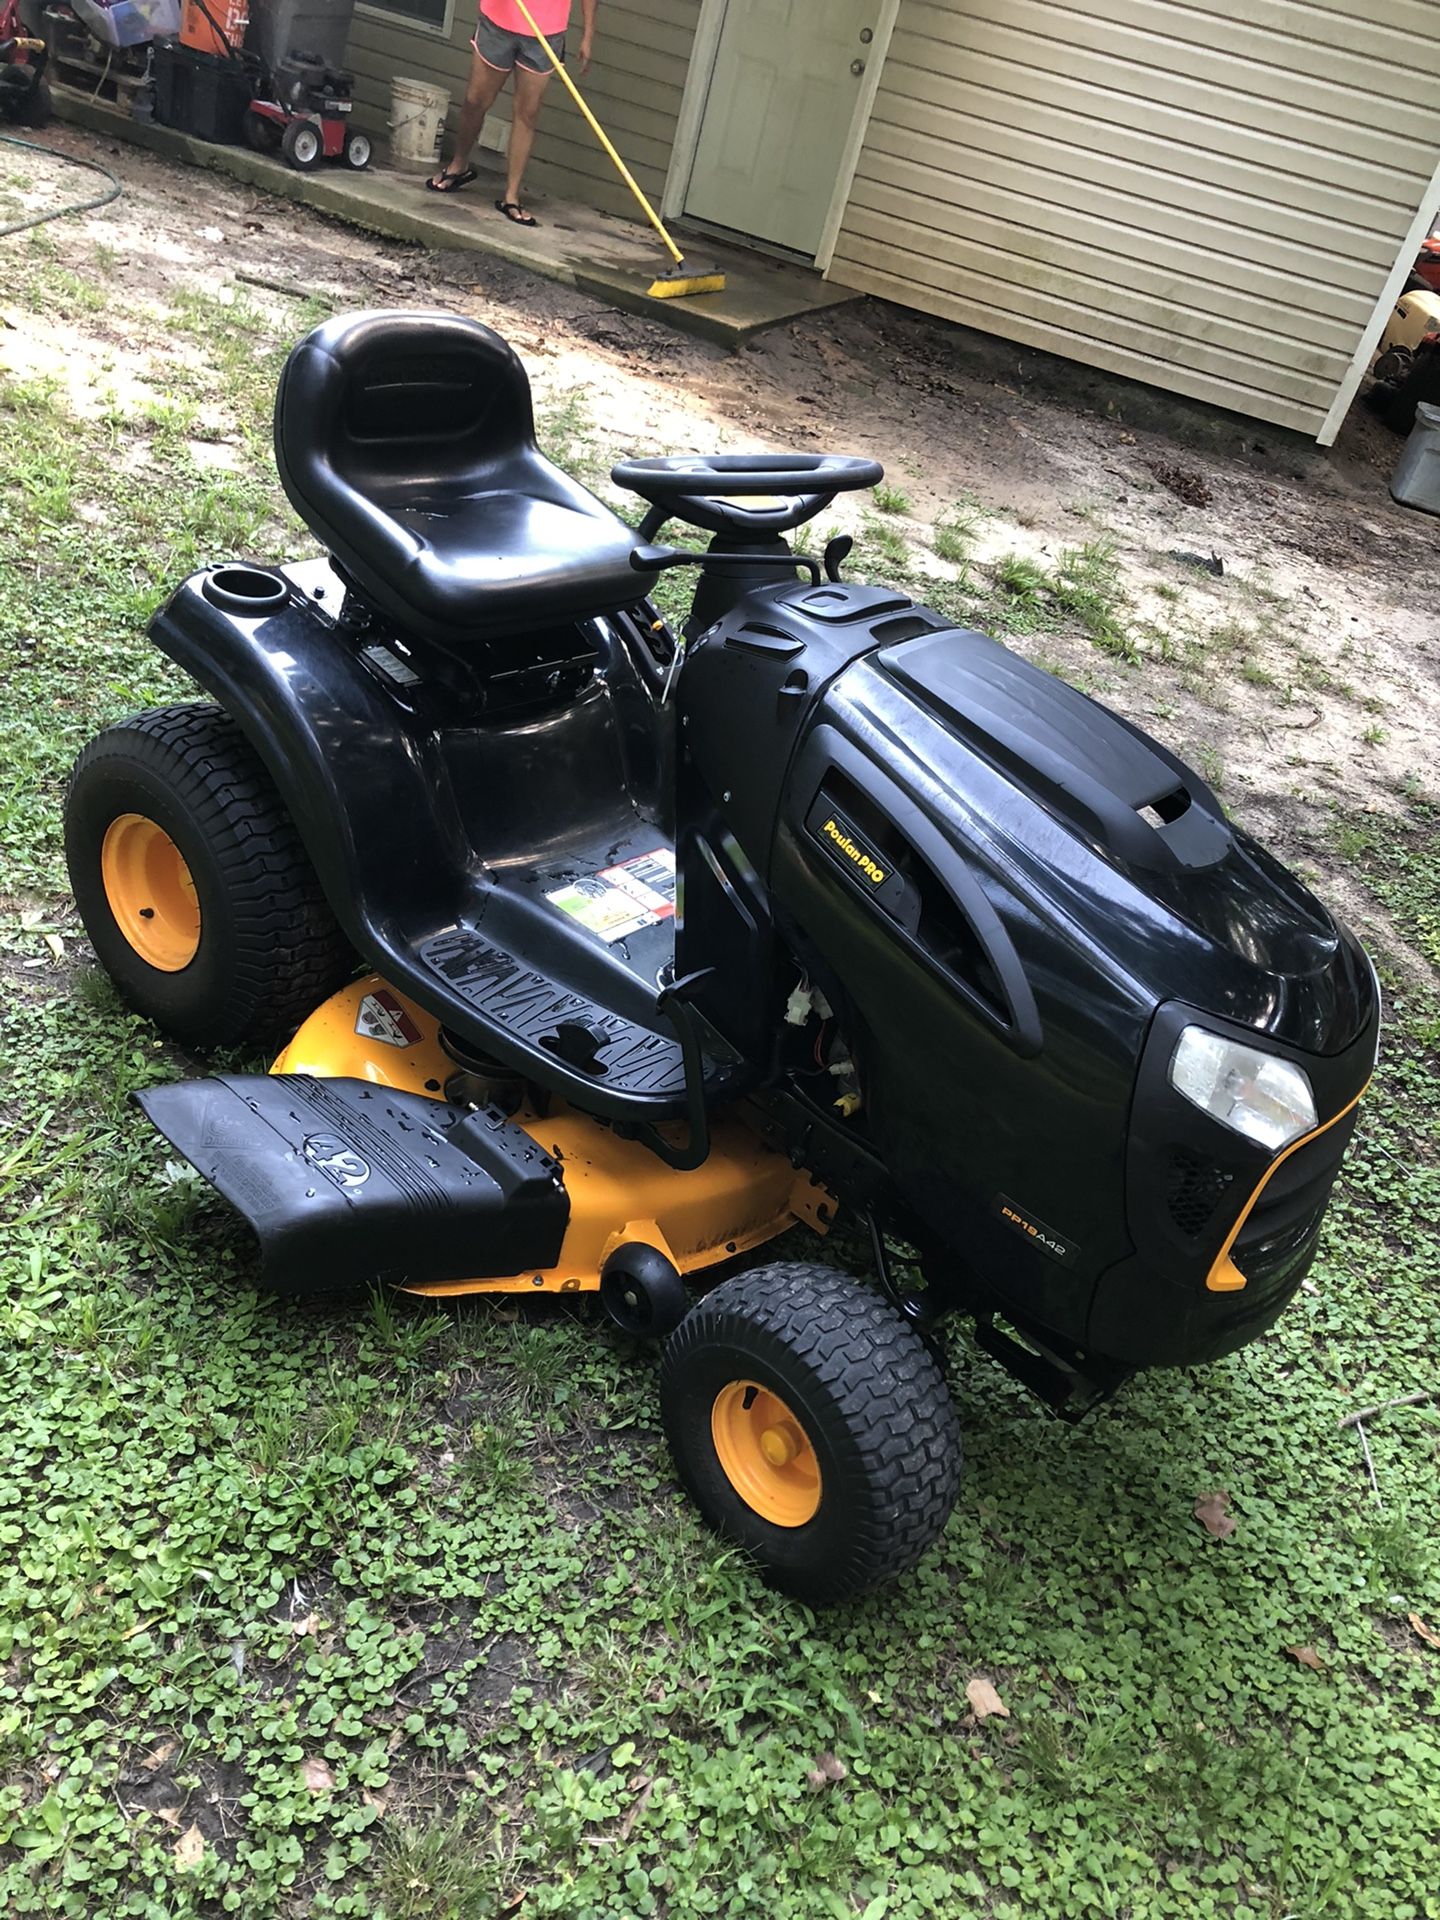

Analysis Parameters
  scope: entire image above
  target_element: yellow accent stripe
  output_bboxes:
[1205,1077,1371,1294]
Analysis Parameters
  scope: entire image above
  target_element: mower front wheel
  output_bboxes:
[660,1263,962,1604]
[66,703,353,1052]
[281,118,324,171]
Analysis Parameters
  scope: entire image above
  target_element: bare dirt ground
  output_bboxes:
[6,126,1439,953]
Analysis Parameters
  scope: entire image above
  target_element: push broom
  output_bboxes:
[511,0,725,298]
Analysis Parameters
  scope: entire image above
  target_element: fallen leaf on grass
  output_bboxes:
[617,1776,655,1843]
[152,1804,182,1828]
[965,1676,1010,1721]
[174,1823,205,1868]
[1408,1613,1440,1650]
[1284,1645,1324,1671]
[1194,1491,1237,1540]
[806,1752,848,1787]
[301,1755,336,1794]
[289,1612,328,1638]
[362,1786,391,1815]
[139,1736,179,1773]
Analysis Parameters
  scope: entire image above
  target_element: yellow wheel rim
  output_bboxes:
[100,813,201,971]
[711,1380,822,1528]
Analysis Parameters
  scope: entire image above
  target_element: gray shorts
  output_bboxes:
[473,13,563,72]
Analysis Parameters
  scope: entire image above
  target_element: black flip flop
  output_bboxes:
[496,200,539,227]
[425,166,477,194]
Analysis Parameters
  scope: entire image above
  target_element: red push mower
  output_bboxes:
[243,56,369,171]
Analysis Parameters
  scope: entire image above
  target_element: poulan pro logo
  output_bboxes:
[821,814,887,886]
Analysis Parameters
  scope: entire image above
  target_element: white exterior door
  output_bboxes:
[684,0,876,257]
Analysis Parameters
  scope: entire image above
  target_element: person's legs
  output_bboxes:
[429,44,509,188]
[500,59,554,219]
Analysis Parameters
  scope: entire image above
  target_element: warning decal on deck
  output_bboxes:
[547,848,676,943]
[354,988,423,1050]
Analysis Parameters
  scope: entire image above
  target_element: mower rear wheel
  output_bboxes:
[660,1263,961,1603]
[242,108,283,154]
[344,131,372,170]
[66,703,353,1051]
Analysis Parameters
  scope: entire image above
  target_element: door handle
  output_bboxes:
[850,57,866,74]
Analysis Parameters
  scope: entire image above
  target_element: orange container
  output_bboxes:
[179,0,248,56]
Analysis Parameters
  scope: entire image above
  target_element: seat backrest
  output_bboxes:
[275,309,537,510]
[271,310,643,657]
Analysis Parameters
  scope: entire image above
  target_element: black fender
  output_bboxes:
[147,561,470,981]
[145,563,723,1125]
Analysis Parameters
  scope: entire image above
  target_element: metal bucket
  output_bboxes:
[1391,400,1440,516]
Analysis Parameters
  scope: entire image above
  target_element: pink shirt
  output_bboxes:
[481,0,571,33]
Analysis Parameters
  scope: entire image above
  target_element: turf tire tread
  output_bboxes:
[67,703,353,1049]
[661,1262,962,1603]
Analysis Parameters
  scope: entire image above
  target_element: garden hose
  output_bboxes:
[0,131,122,238]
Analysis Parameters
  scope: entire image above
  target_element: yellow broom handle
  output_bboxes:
[509,0,684,266]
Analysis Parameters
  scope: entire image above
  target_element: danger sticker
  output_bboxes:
[354,988,422,1050]
[547,849,676,944]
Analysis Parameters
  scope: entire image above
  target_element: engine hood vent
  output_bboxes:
[878,631,1231,874]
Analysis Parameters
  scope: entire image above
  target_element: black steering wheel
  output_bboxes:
[610,452,883,538]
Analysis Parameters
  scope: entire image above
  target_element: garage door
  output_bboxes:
[827,0,1440,437]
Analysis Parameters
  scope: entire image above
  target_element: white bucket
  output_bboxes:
[389,76,450,171]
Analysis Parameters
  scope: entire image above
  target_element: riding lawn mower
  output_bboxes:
[65,312,1379,1603]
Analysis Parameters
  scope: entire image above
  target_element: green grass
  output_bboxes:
[988,550,1051,634]
[860,514,911,567]
[931,507,980,567]
[1194,741,1226,789]
[1049,540,1138,661]
[871,483,911,515]
[978,542,1141,659]
[2,206,1440,1920]
[537,385,601,487]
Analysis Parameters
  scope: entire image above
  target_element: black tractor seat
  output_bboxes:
[274,310,642,655]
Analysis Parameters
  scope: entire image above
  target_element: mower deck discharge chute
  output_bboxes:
[66,311,1379,1603]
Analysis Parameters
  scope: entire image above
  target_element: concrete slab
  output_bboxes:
[49,86,859,348]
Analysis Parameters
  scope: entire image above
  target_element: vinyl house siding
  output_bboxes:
[339,0,1440,439]
[828,0,1440,437]
[347,0,699,218]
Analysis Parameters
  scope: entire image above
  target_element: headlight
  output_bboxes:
[1169,1027,1317,1152]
